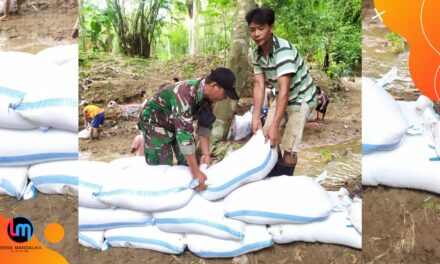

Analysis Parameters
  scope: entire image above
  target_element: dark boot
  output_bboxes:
[267,159,296,177]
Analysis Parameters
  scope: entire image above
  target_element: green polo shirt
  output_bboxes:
[252,35,317,111]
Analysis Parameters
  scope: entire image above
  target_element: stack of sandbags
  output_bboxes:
[362,77,440,193]
[77,161,160,251]
[0,50,78,200]
[79,133,361,255]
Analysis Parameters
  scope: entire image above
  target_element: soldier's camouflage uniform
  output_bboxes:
[138,79,215,165]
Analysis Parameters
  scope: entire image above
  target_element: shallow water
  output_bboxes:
[296,140,361,188]
[362,17,415,90]
[0,37,70,53]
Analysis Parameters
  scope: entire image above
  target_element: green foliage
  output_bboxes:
[387,32,406,53]
[81,0,360,79]
[183,62,197,75]
[422,202,440,212]
[320,149,333,163]
[263,0,361,77]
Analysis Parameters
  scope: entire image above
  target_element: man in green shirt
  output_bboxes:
[246,6,317,176]
[138,67,239,191]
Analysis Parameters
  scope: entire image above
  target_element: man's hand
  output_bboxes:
[200,154,212,168]
[265,124,280,146]
[252,116,262,134]
[193,170,208,192]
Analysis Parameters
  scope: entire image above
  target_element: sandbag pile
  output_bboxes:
[78,132,361,255]
[0,48,78,200]
[362,77,440,193]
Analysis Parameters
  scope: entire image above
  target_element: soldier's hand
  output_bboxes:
[193,170,207,192]
[200,154,212,168]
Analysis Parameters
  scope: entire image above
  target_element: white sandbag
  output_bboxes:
[154,194,245,240]
[109,156,146,170]
[0,128,78,166]
[426,121,440,157]
[186,225,273,258]
[36,44,78,66]
[224,176,333,225]
[399,99,439,131]
[105,224,186,254]
[397,101,423,130]
[79,207,153,231]
[0,52,59,129]
[268,190,362,249]
[78,231,109,251]
[350,198,362,235]
[27,160,78,195]
[415,95,433,114]
[11,85,78,132]
[422,109,440,147]
[59,59,79,88]
[0,166,28,199]
[362,135,440,193]
[362,77,408,153]
[78,161,123,209]
[228,111,252,141]
[200,130,277,201]
[96,164,195,212]
[21,181,38,200]
[268,212,361,249]
[79,128,93,139]
[0,0,16,14]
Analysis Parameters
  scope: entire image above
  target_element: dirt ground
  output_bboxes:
[0,0,78,263]
[361,0,440,263]
[0,0,77,51]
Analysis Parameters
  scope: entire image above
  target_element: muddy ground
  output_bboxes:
[0,0,78,263]
[78,49,362,263]
[0,0,77,52]
[362,0,440,263]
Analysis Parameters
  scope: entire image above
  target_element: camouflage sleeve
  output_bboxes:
[171,83,196,155]
[195,99,215,137]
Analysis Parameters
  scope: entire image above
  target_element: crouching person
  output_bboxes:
[81,101,105,142]
[138,67,239,191]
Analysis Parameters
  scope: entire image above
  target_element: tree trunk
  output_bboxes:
[189,0,197,55]
[210,0,255,145]
[109,0,163,58]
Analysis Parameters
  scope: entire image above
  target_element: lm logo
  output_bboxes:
[7,217,34,243]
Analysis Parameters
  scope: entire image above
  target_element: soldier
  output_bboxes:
[138,67,239,191]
